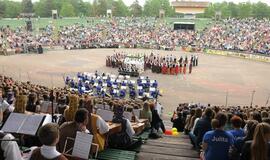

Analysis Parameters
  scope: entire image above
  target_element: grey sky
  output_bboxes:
[14,0,270,6]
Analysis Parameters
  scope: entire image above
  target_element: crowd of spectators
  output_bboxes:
[1,17,270,55]
[199,18,270,55]
[171,103,270,160]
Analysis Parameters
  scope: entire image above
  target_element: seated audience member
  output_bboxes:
[194,108,213,149]
[109,104,141,149]
[241,123,270,160]
[189,108,202,148]
[228,115,245,139]
[0,131,23,160]
[84,98,109,151]
[184,108,195,134]
[140,102,152,129]
[202,113,234,160]
[171,106,185,132]
[30,123,67,160]
[234,120,258,160]
[58,108,89,153]
[251,111,262,123]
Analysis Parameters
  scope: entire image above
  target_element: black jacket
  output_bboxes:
[193,116,212,146]
[241,140,270,160]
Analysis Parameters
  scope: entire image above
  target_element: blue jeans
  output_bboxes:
[189,132,197,149]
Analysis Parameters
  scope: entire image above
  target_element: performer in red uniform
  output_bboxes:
[175,64,179,75]
[183,63,187,74]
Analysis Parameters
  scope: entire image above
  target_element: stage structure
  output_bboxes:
[159,9,165,18]
[171,0,209,18]
[119,54,145,77]
[107,9,112,18]
[174,22,195,30]
[52,10,58,19]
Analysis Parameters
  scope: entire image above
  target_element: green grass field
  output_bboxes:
[0,17,212,31]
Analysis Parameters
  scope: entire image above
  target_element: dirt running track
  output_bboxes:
[1,48,270,117]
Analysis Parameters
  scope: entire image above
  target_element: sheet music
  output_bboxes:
[72,132,93,159]
[123,112,132,121]
[1,113,28,133]
[96,109,114,121]
[19,114,45,136]
[42,114,52,126]
[40,101,51,113]
[133,109,141,118]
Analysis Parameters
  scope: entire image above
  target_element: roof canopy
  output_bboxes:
[172,0,209,8]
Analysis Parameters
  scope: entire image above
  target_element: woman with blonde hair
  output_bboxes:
[241,123,270,160]
[140,102,152,129]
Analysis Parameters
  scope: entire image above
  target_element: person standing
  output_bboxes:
[189,62,192,74]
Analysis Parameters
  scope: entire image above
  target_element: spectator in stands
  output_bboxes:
[58,108,89,153]
[189,108,203,148]
[30,123,67,160]
[194,108,213,150]
[234,120,259,160]
[171,106,185,132]
[140,102,152,129]
[252,111,262,123]
[241,123,270,160]
[202,113,234,160]
[0,131,23,160]
[184,108,195,134]
[224,113,233,130]
[228,116,245,139]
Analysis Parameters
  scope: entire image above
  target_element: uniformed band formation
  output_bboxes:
[65,71,160,99]
[106,51,199,77]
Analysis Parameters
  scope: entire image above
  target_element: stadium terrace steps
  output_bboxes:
[136,134,199,160]
[97,149,136,160]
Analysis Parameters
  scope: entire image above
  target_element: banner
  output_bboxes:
[204,49,270,63]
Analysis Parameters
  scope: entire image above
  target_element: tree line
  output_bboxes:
[0,0,270,19]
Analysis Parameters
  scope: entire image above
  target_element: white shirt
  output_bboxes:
[125,119,135,138]
[1,133,23,160]
[40,145,61,159]
[96,116,109,134]
[0,99,11,112]
[191,117,200,134]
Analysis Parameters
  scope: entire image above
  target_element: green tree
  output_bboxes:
[228,2,238,17]
[113,0,129,17]
[97,0,108,16]
[143,0,174,17]
[22,0,33,13]
[4,1,22,18]
[0,0,6,18]
[252,2,270,18]
[130,0,142,17]
[238,2,252,18]
[60,3,76,17]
